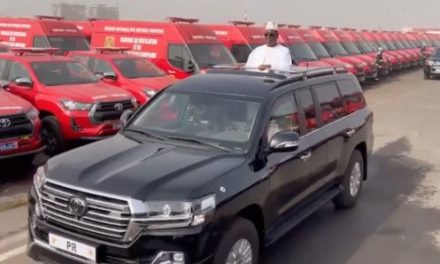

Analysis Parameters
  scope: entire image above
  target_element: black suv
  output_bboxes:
[424,47,440,79]
[28,66,374,264]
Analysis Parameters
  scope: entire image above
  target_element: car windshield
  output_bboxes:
[288,43,318,62]
[188,44,236,68]
[386,41,397,50]
[341,41,362,55]
[113,58,165,78]
[31,61,98,86]
[377,41,390,50]
[308,42,331,58]
[47,36,90,52]
[324,42,349,56]
[355,41,373,53]
[127,91,261,150]
[394,40,406,50]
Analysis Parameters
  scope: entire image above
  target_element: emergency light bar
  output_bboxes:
[35,15,64,21]
[309,26,323,29]
[167,17,199,23]
[229,21,255,26]
[11,48,60,56]
[94,47,131,54]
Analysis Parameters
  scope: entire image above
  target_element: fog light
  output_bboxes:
[152,251,185,264]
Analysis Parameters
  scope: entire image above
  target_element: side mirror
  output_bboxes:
[120,109,134,127]
[184,60,195,73]
[269,131,300,153]
[101,71,118,81]
[15,77,33,88]
[0,80,9,89]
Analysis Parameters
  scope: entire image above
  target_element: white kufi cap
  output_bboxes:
[265,21,278,31]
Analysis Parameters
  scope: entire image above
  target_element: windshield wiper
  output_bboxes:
[167,136,230,152]
[124,128,166,141]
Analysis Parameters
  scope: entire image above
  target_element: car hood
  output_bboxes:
[125,76,176,91]
[0,90,32,116]
[46,134,245,201]
[47,82,132,103]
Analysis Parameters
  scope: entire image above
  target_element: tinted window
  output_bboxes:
[288,43,318,62]
[231,44,252,63]
[267,94,300,141]
[8,62,30,81]
[93,59,113,74]
[71,55,93,70]
[314,83,345,124]
[0,59,7,78]
[188,44,235,68]
[31,61,98,86]
[308,42,331,59]
[324,42,349,56]
[168,44,192,70]
[338,79,366,113]
[296,89,317,133]
[113,58,164,78]
[47,36,90,51]
[33,36,50,48]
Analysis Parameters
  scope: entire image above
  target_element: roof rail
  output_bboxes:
[94,47,131,54]
[229,20,255,26]
[11,47,60,56]
[209,64,349,82]
[167,17,199,23]
[35,15,64,21]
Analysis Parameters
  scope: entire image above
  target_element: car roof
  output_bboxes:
[70,51,140,60]
[0,53,73,63]
[166,66,349,99]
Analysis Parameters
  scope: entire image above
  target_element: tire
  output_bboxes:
[41,116,65,156]
[213,218,259,264]
[333,149,364,209]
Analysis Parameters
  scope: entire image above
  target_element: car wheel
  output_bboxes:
[334,149,364,209]
[214,218,259,264]
[41,116,65,156]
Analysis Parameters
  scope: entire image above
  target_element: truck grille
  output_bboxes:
[0,114,33,139]
[92,100,134,122]
[40,181,131,242]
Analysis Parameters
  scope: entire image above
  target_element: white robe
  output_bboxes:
[245,44,292,72]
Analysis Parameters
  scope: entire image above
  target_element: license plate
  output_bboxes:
[49,233,96,262]
[0,142,18,152]
[113,120,122,130]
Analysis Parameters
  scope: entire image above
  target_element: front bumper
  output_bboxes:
[424,65,440,76]
[0,145,45,160]
[27,188,215,264]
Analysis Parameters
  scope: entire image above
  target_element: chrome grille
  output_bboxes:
[40,181,131,242]
[92,100,134,122]
[0,114,33,139]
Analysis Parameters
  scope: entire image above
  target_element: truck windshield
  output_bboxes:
[341,41,362,55]
[113,58,165,78]
[288,43,318,61]
[323,42,349,56]
[31,61,98,86]
[127,91,260,150]
[308,42,331,59]
[47,36,90,51]
[355,41,373,53]
[188,44,236,68]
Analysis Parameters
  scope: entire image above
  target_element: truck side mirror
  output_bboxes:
[184,60,195,73]
[269,131,300,153]
[15,77,33,88]
[102,71,118,81]
[0,80,9,89]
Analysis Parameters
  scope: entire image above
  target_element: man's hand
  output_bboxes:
[258,64,271,71]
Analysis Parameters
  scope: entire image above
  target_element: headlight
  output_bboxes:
[343,63,354,69]
[358,62,367,68]
[143,88,157,97]
[60,100,93,111]
[33,166,46,191]
[134,194,216,230]
[26,107,39,120]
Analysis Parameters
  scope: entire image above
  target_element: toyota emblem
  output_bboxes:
[68,196,88,217]
[114,103,124,111]
[0,118,11,128]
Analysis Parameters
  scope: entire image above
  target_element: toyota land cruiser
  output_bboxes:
[28,66,373,264]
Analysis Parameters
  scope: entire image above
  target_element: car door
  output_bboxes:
[5,61,36,104]
[294,87,329,196]
[266,92,313,219]
[309,81,347,189]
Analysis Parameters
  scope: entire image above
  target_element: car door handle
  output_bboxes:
[300,151,312,162]
[345,128,356,137]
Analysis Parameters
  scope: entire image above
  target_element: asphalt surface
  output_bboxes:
[2,69,440,264]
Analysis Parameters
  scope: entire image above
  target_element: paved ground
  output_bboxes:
[1,69,440,263]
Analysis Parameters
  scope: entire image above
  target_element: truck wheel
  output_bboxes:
[214,218,259,264]
[334,149,364,209]
[41,116,65,156]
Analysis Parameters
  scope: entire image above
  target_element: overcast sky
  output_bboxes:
[0,0,439,30]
